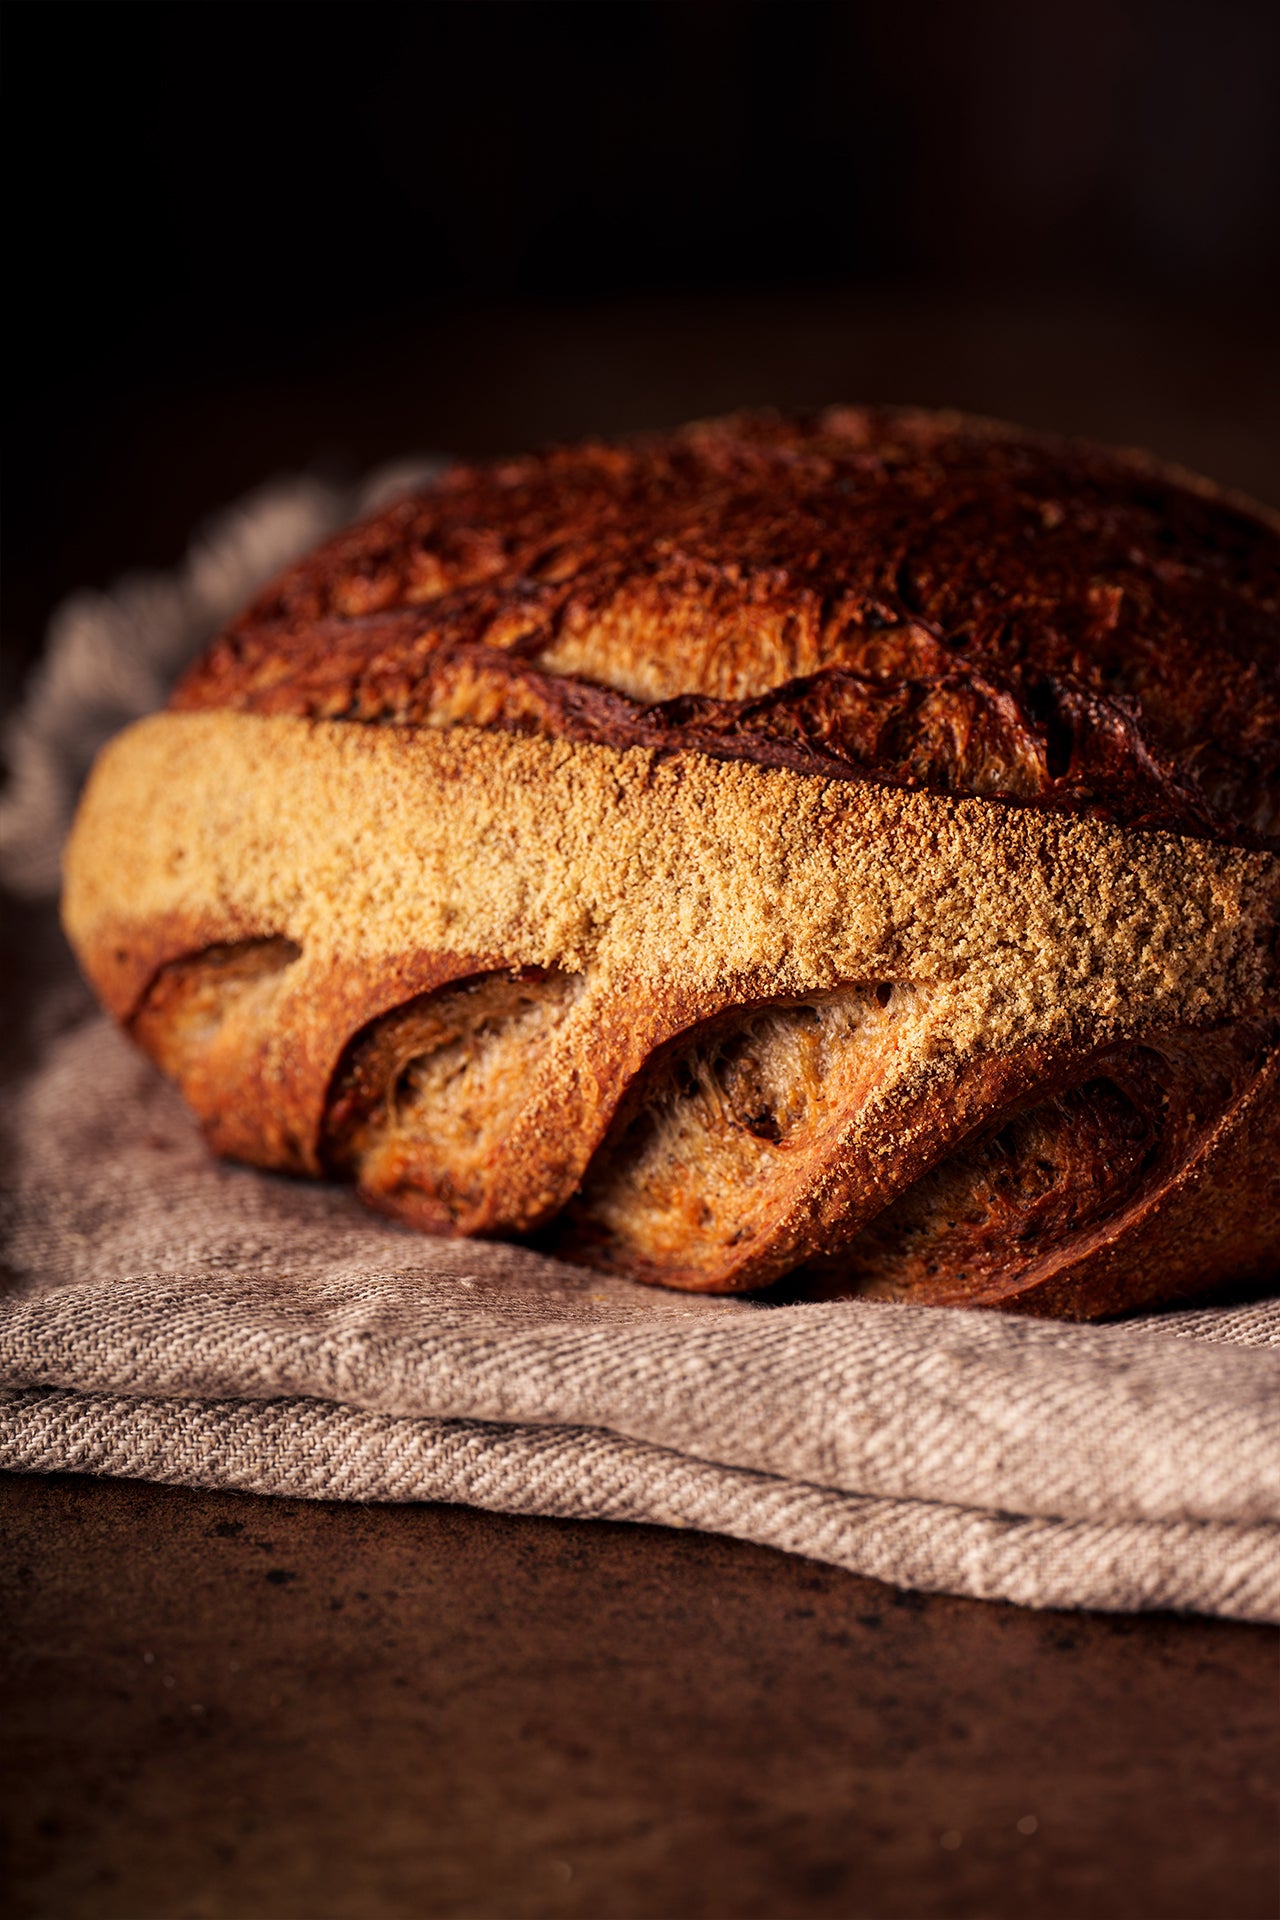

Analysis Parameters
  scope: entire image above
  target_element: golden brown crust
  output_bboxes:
[174,407,1280,848]
[783,1021,1279,1317]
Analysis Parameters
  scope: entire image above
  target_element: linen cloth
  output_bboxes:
[2,469,1277,1623]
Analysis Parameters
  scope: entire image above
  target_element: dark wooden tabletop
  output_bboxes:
[3,1471,1277,1920]
[4,292,1278,1920]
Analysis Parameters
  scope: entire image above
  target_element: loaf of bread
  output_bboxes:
[62,408,1280,1316]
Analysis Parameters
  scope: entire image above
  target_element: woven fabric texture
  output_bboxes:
[2,471,1277,1621]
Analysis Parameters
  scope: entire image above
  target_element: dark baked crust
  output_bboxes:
[175,407,1280,847]
[64,408,1280,1315]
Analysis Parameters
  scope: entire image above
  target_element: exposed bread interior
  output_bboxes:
[324,967,585,1234]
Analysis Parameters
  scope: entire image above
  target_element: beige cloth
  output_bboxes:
[2,471,1277,1622]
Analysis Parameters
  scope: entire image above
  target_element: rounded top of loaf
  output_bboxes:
[174,406,1280,847]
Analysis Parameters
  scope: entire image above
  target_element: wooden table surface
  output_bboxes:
[4,292,1278,1919]
[3,1471,1277,1920]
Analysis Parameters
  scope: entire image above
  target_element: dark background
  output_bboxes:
[6,0,1280,709]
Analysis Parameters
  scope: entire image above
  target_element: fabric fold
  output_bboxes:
[5,1260,1280,1530]
[3,1384,1277,1622]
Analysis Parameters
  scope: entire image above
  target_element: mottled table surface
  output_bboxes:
[5,291,1279,1919]
[3,1471,1276,1920]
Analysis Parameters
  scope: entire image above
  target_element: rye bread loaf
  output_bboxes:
[62,408,1280,1316]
